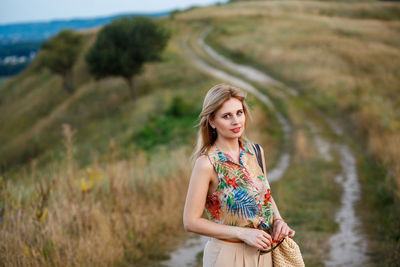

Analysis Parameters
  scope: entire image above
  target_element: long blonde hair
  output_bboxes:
[190,83,253,167]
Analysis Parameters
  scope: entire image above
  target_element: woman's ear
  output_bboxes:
[209,119,215,129]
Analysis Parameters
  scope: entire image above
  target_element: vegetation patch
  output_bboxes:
[128,95,201,152]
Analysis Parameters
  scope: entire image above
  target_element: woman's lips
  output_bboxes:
[231,127,241,133]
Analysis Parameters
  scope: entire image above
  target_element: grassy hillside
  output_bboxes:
[177,0,400,264]
[0,26,209,173]
[0,10,284,265]
[1,0,399,266]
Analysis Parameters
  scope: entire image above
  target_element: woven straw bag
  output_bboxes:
[272,236,305,267]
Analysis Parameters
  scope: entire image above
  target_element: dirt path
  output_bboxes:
[163,27,370,266]
[198,28,370,266]
[307,121,333,162]
[160,35,294,267]
[160,234,208,267]
[322,119,370,266]
[183,35,293,183]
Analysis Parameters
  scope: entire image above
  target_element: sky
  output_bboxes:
[0,0,227,25]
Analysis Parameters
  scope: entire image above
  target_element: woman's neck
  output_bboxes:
[214,138,240,156]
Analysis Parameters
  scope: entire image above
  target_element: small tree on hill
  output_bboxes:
[85,16,170,99]
[40,29,83,93]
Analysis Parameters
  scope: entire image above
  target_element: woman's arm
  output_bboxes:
[259,145,295,241]
[183,155,273,250]
[270,196,282,221]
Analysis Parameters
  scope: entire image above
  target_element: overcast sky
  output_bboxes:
[0,0,227,25]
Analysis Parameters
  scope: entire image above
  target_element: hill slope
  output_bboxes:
[0,1,399,266]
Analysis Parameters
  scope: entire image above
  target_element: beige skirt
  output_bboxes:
[203,237,273,267]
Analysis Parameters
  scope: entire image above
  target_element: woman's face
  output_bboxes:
[210,97,246,139]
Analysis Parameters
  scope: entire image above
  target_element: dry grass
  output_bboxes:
[2,1,398,265]
[196,0,400,204]
[0,124,192,266]
[175,1,400,263]
[0,92,278,266]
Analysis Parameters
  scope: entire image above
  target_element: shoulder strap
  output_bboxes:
[252,143,265,174]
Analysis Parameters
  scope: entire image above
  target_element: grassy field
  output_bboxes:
[185,22,344,266]
[1,0,399,265]
[0,77,10,87]
[180,0,400,264]
[0,13,283,265]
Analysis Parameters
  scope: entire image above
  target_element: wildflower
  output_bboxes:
[39,208,47,221]
[0,175,5,190]
[80,177,93,193]
[35,207,47,221]
[25,245,31,257]
[86,167,104,181]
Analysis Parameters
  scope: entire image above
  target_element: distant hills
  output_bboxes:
[0,11,170,45]
[0,11,170,76]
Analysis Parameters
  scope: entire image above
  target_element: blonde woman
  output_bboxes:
[183,84,295,266]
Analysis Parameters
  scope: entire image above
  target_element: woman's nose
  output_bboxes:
[231,116,239,124]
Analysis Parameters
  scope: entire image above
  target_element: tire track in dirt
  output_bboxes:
[197,27,369,266]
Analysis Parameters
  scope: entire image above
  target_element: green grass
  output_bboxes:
[0,22,219,176]
[0,77,10,87]
[189,2,400,263]
[185,18,344,266]
[273,158,341,266]
[356,145,400,265]
[2,1,399,265]
[126,95,201,153]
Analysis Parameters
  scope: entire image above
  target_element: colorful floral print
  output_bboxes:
[202,139,274,231]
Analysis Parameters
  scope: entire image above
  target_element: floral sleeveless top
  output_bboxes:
[201,139,274,231]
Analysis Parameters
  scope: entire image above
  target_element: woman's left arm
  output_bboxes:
[259,145,296,242]
[270,196,295,242]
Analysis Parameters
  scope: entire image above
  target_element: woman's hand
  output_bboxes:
[238,227,273,250]
[272,220,295,242]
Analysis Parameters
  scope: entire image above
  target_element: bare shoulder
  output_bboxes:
[193,154,214,173]
[189,155,214,183]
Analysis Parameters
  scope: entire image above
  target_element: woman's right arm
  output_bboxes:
[183,155,273,250]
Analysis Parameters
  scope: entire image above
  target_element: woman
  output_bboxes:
[183,84,295,267]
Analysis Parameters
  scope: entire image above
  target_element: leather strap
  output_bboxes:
[252,143,265,174]
[259,238,285,254]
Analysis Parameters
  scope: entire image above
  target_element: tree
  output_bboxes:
[40,29,83,93]
[85,16,170,99]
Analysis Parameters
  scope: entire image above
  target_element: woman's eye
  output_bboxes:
[223,114,230,119]
[237,110,243,115]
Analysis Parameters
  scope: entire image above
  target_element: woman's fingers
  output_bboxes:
[288,228,295,237]
[273,222,283,242]
[262,235,272,247]
[258,231,271,249]
[252,230,272,250]
[258,237,272,250]
[274,222,296,241]
[258,240,269,250]
[280,227,289,240]
[278,229,284,241]
[263,231,272,244]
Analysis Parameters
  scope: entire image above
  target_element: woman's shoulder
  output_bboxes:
[194,154,213,170]
[192,154,215,179]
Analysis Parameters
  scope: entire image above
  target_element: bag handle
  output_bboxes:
[252,143,285,254]
[252,143,265,175]
[259,237,285,254]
